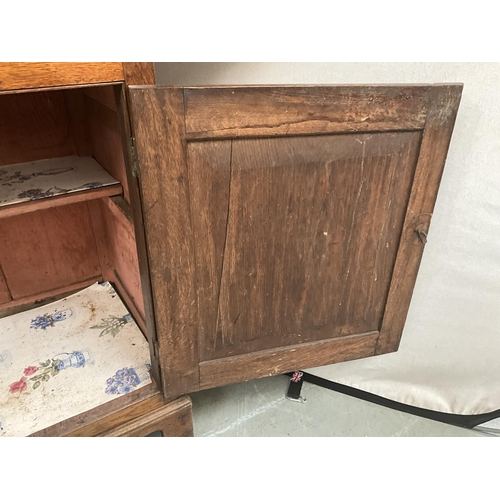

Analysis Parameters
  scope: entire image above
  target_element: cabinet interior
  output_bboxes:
[0,84,146,334]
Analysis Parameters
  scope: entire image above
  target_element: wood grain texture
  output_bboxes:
[0,204,102,299]
[0,91,74,166]
[128,87,200,397]
[191,132,420,360]
[199,331,378,390]
[0,184,122,219]
[0,264,11,304]
[126,84,461,398]
[123,63,156,85]
[183,85,428,139]
[114,84,162,390]
[98,396,193,437]
[187,141,232,361]
[85,94,130,202]
[0,63,124,92]
[376,84,463,354]
[30,384,161,437]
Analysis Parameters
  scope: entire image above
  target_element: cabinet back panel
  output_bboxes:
[0,92,75,166]
[83,88,144,327]
[189,131,421,360]
[0,203,101,299]
[85,94,130,203]
[86,197,145,332]
[103,200,146,328]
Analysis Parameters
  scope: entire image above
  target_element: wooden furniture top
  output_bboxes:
[0,62,155,93]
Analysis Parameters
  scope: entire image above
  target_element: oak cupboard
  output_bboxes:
[0,63,462,435]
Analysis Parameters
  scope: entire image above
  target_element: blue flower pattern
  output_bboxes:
[81,182,103,189]
[30,310,71,330]
[17,188,54,200]
[105,367,141,395]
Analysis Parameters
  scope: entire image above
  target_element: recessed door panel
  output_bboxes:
[188,132,421,361]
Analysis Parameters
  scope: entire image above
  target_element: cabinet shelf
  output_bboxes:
[0,156,122,219]
[0,281,151,437]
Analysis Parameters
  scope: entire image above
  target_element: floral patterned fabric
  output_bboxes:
[0,156,119,208]
[0,282,151,437]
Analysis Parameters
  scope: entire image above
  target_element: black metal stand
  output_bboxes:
[285,371,306,403]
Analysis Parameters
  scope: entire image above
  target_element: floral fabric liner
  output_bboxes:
[0,282,151,437]
[0,156,119,207]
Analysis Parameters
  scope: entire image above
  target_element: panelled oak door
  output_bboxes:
[128,85,462,399]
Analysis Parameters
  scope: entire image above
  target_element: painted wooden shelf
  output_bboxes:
[0,156,122,219]
[0,281,152,437]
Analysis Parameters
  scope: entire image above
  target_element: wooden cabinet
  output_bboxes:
[0,63,191,436]
[0,63,462,435]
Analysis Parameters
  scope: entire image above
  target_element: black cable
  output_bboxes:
[284,371,500,429]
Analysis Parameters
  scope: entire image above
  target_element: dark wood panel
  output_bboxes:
[98,396,193,437]
[199,331,378,390]
[187,141,232,361]
[126,84,460,398]
[0,62,124,92]
[123,63,156,85]
[85,95,130,202]
[128,87,200,396]
[0,91,74,166]
[376,84,463,354]
[183,86,428,139]
[198,132,420,360]
[0,203,102,299]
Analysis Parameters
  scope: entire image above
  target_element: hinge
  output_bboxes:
[152,340,160,361]
[128,137,140,178]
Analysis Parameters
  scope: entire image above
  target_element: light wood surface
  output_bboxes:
[0,63,124,92]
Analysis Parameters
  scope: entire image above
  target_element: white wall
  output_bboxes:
[154,63,500,413]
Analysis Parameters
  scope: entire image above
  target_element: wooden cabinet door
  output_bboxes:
[128,84,462,399]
